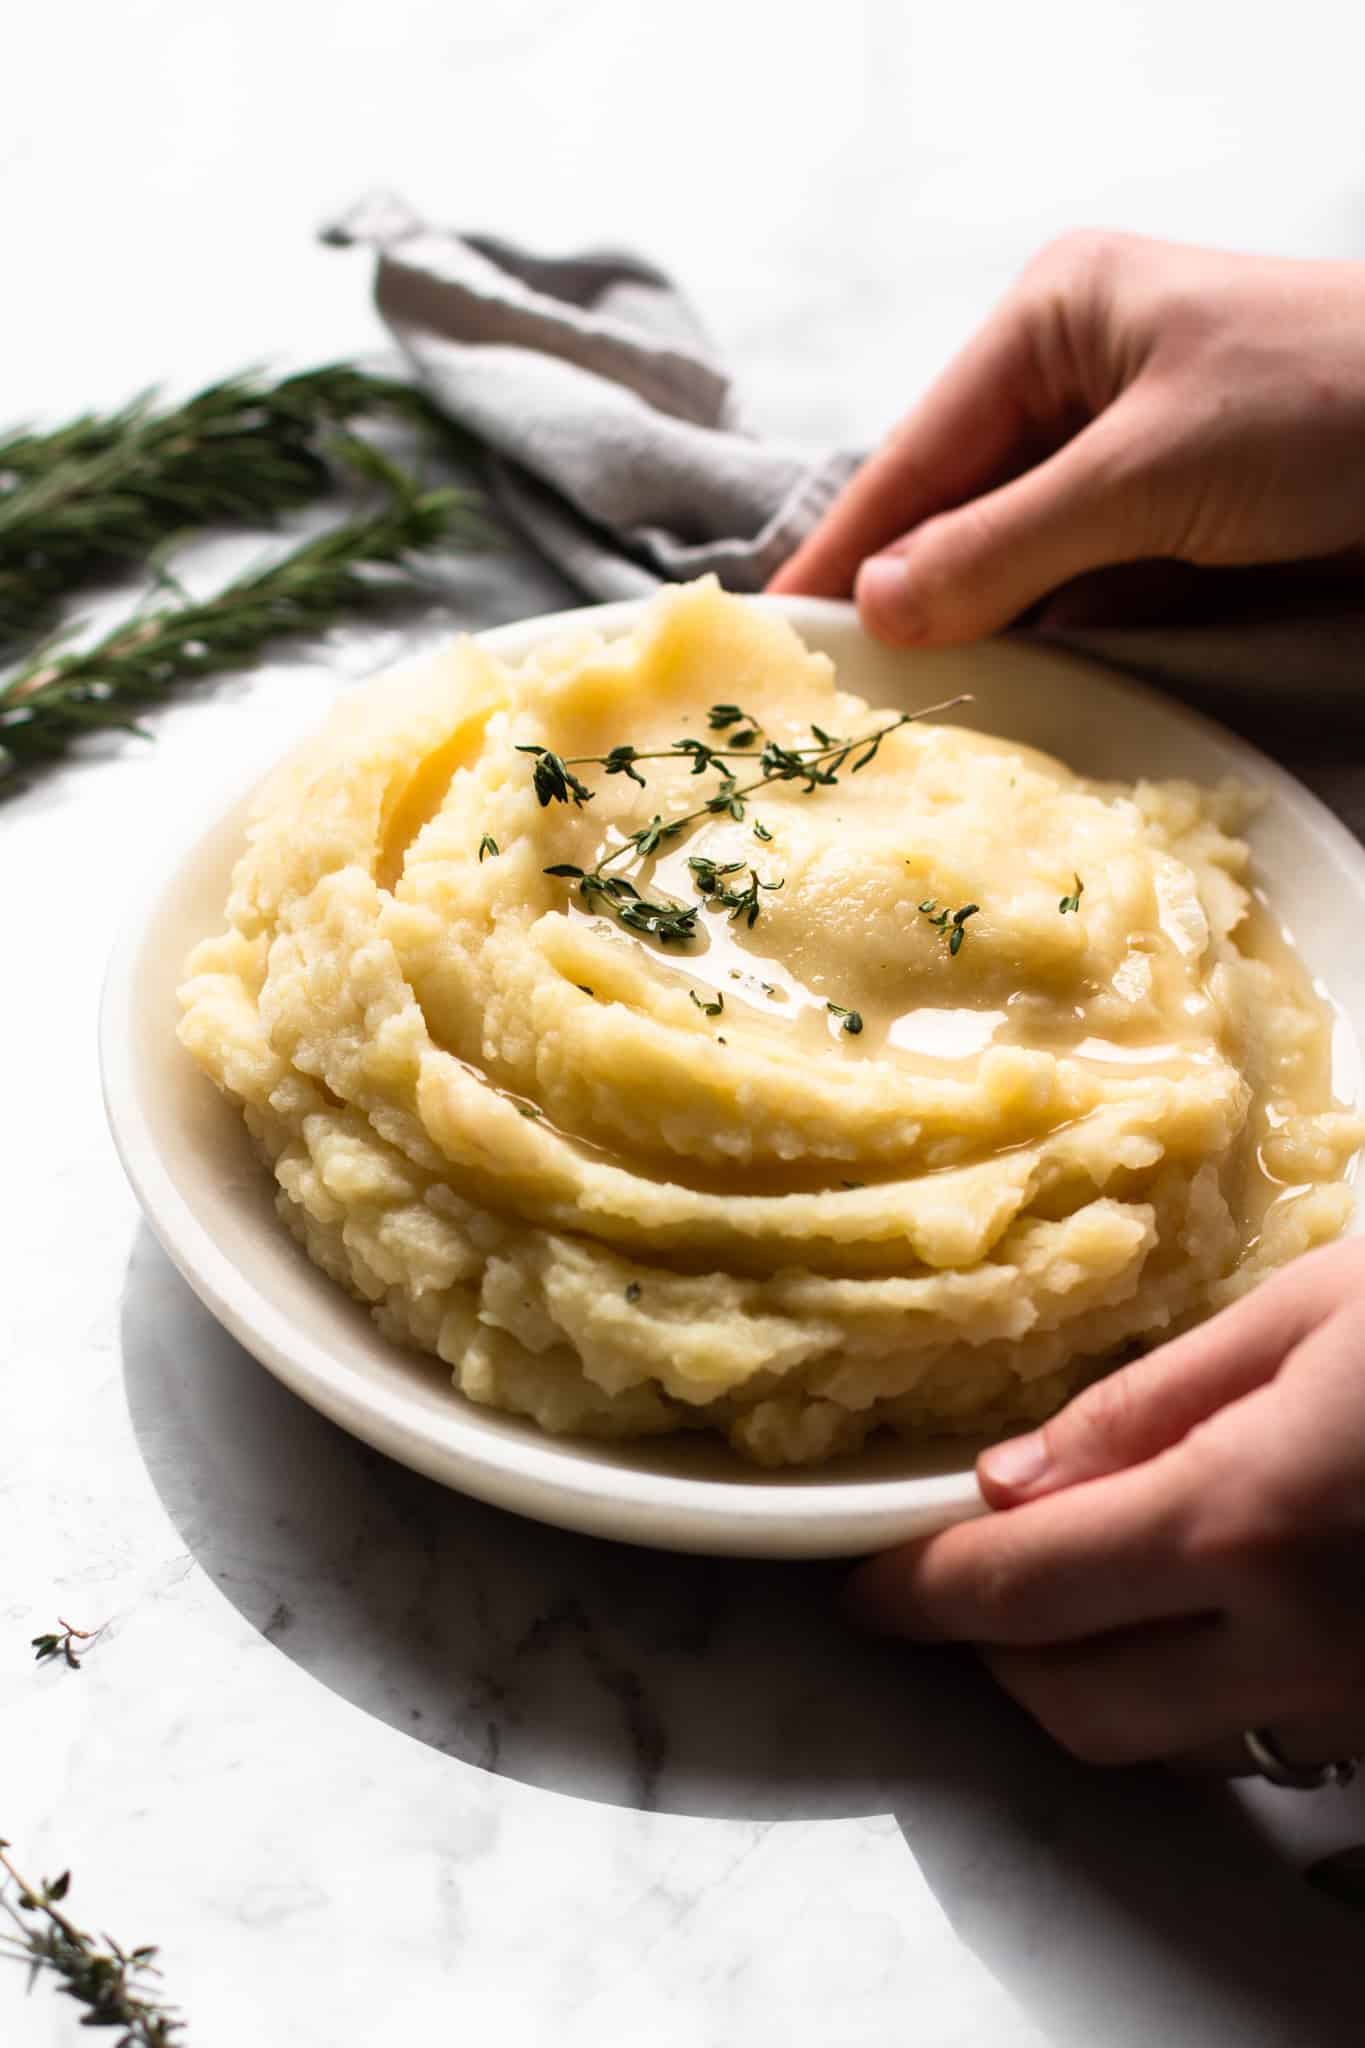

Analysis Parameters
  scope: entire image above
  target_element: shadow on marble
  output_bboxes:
[121,1226,1365,2046]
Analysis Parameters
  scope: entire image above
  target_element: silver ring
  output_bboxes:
[1243,1726,1358,1791]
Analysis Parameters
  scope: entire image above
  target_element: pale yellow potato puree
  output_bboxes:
[178,581,1361,1466]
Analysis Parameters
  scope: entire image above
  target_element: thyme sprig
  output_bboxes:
[532,692,970,945]
[827,1002,864,1035]
[919,897,980,957]
[0,365,458,647]
[31,1619,103,1671]
[1059,874,1085,915]
[0,1842,183,2045]
[0,461,475,787]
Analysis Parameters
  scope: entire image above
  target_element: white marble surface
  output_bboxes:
[5,4,1365,2043]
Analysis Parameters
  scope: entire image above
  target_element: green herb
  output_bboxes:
[0,462,474,788]
[918,897,980,956]
[517,745,595,809]
[0,1841,183,2045]
[477,834,499,863]
[624,1282,642,1303]
[827,1003,864,1035]
[752,819,773,842]
[1059,874,1085,915]
[689,989,724,1017]
[575,984,595,997]
[30,1619,102,1671]
[687,856,783,929]
[515,1103,541,1119]
[0,364,462,649]
[532,693,969,947]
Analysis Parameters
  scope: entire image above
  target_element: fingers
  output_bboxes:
[1172,1708,1365,1779]
[977,1243,1355,1511]
[768,287,1057,600]
[847,1450,1207,1647]
[981,1611,1311,1767]
[852,390,1173,645]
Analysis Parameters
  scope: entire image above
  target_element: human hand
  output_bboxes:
[847,1239,1365,1775]
[771,231,1365,643]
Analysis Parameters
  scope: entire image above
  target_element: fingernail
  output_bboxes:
[856,555,926,641]
[979,1429,1051,1496]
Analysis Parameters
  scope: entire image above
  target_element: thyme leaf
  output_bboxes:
[0,1841,183,2045]
[918,896,980,957]
[30,1619,103,1671]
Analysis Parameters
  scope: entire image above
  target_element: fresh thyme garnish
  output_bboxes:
[31,1619,103,1671]
[752,819,773,842]
[477,834,499,862]
[0,364,460,649]
[687,856,783,929]
[689,989,724,1017]
[515,1103,541,1119]
[0,456,478,788]
[919,897,980,956]
[1059,874,1085,915]
[827,1003,864,1035]
[532,693,970,946]
[517,744,595,808]
[624,1282,643,1303]
[0,1841,183,2045]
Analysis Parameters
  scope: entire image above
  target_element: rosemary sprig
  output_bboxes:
[0,1842,182,2045]
[31,1619,103,1671]
[0,469,472,787]
[532,693,970,946]
[0,365,458,646]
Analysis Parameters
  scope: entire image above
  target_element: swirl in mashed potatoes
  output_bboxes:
[177,581,1361,1466]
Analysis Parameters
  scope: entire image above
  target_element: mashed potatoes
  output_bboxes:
[178,581,1361,1466]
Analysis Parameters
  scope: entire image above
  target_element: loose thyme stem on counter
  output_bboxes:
[0,1842,183,2045]
[532,692,972,945]
[0,364,468,647]
[0,458,480,788]
[30,1618,103,1670]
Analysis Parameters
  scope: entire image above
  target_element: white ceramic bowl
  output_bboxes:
[101,599,1365,1557]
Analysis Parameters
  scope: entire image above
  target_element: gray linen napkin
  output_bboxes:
[324,192,1363,835]
[324,192,859,601]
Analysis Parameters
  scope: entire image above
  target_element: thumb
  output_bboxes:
[977,1249,1348,1508]
[855,392,1164,646]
